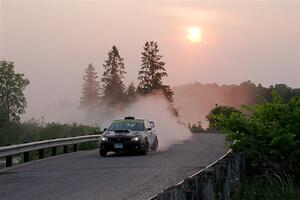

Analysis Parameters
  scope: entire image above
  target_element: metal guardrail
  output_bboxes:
[149,149,243,200]
[0,135,101,168]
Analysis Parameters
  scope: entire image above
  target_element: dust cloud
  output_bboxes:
[25,95,193,150]
[104,95,193,150]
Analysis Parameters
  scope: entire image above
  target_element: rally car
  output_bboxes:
[99,117,158,156]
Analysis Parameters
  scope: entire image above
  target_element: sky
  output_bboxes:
[0,0,299,120]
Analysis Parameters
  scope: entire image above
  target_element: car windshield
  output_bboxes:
[108,120,145,131]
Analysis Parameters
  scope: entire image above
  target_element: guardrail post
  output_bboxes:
[24,152,29,162]
[6,156,13,167]
[73,144,78,152]
[63,145,68,154]
[51,147,57,156]
[39,149,44,159]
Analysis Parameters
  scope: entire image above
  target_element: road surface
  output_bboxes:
[0,134,226,200]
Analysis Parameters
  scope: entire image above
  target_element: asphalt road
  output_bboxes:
[0,134,226,200]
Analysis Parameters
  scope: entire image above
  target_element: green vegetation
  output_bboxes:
[0,120,98,146]
[206,105,242,131]
[209,91,300,199]
[231,181,300,200]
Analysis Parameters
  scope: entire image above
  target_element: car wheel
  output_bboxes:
[141,140,149,155]
[140,150,147,155]
[152,137,158,151]
[99,150,107,157]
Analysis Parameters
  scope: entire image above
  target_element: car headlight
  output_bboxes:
[131,136,141,141]
[101,137,108,142]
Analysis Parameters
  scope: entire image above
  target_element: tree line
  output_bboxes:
[173,81,300,127]
[79,41,174,112]
[174,81,300,107]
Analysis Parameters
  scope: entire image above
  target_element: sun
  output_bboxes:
[187,26,202,43]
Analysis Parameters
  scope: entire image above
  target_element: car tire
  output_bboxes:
[140,150,147,155]
[99,150,107,157]
[152,137,158,151]
[140,140,149,155]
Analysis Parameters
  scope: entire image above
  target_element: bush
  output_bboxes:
[188,121,205,133]
[232,181,300,200]
[210,91,300,184]
[206,105,242,131]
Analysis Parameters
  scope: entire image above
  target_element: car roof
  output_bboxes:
[113,119,145,123]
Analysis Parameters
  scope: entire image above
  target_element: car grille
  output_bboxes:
[108,137,132,142]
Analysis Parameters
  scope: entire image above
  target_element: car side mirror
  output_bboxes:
[147,128,152,131]
[150,121,155,128]
[103,128,107,131]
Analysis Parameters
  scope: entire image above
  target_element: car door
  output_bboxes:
[150,121,157,139]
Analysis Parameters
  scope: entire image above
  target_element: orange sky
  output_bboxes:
[0,1,299,119]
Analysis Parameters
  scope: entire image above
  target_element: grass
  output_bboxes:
[231,181,300,200]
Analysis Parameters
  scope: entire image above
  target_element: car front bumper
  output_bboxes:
[99,139,147,152]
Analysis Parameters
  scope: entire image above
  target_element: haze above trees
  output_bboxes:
[173,81,300,126]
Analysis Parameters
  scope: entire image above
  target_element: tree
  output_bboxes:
[206,105,242,131]
[80,63,101,109]
[273,84,293,101]
[101,46,126,105]
[0,61,30,124]
[126,82,137,103]
[137,41,174,103]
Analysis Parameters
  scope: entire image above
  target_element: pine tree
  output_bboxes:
[101,46,126,105]
[137,41,174,103]
[80,63,101,109]
[126,82,137,103]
